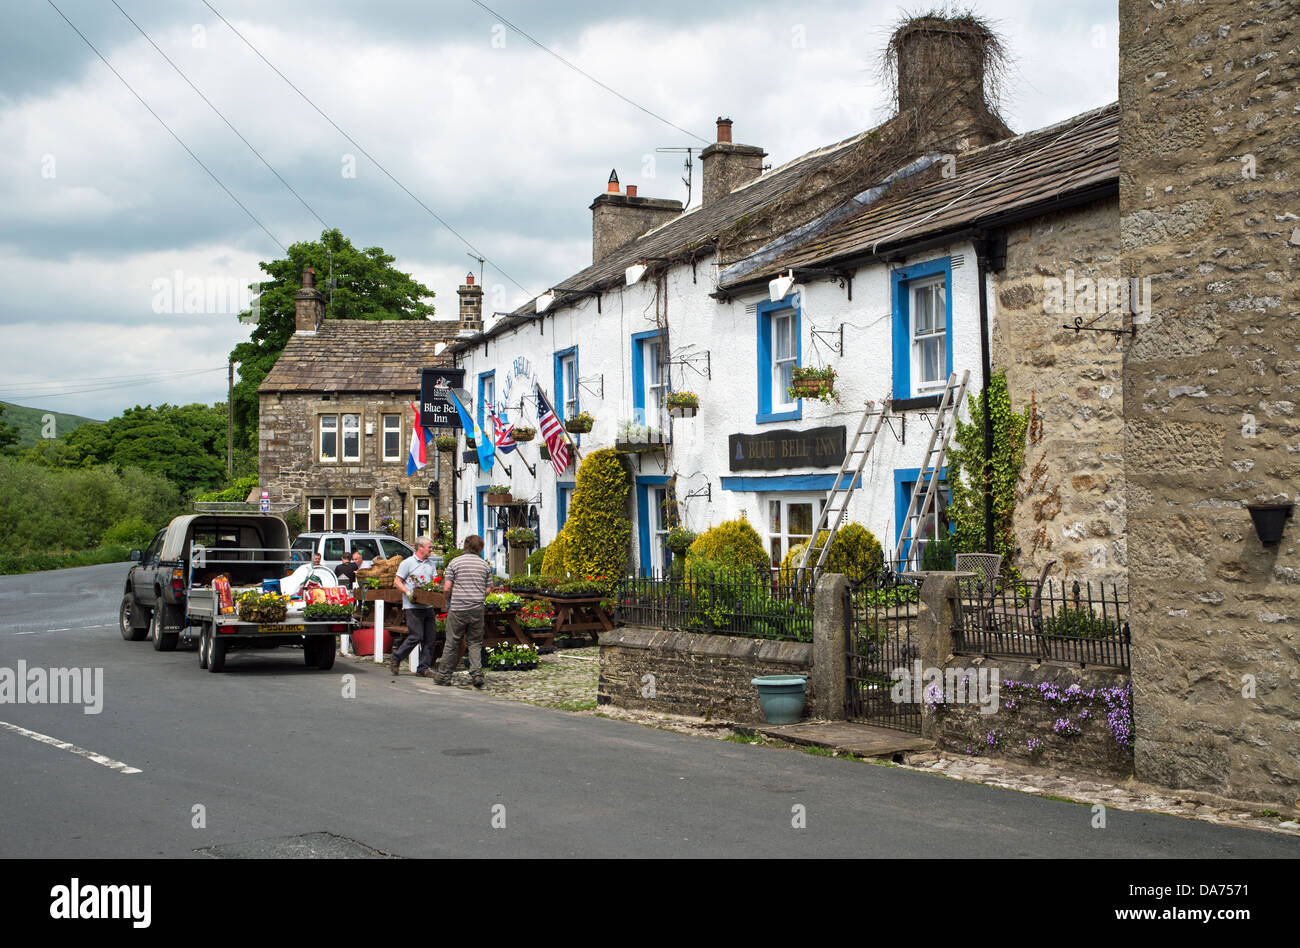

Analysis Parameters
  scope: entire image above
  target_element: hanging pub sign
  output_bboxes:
[728,425,847,472]
[420,367,467,428]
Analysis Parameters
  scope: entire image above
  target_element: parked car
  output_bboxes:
[289,531,420,570]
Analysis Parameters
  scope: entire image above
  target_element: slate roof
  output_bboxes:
[259,320,459,394]
[721,102,1119,288]
[447,123,885,352]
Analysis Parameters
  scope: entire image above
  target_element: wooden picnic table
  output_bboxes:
[535,594,613,644]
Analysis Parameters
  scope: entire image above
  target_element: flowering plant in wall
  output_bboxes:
[788,365,839,405]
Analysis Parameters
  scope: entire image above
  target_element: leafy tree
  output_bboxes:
[0,405,19,454]
[61,403,228,496]
[229,229,435,450]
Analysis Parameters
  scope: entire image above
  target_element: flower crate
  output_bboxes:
[412,587,446,609]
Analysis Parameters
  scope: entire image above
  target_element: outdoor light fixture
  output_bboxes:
[1246,502,1293,547]
[769,270,796,302]
[625,262,648,286]
[535,290,555,313]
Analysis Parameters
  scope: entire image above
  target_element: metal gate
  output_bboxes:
[845,571,922,733]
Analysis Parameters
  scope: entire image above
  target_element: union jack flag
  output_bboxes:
[536,385,570,476]
[488,403,516,454]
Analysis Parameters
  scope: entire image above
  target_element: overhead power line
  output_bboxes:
[44,0,287,253]
[0,366,228,400]
[468,0,710,146]
[110,0,329,231]
[200,0,533,296]
[0,365,229,395]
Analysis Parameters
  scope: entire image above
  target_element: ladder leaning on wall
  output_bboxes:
[796,399,889,582]
[892,369,971,569]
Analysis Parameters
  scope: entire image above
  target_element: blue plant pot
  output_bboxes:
[752,675,808,725]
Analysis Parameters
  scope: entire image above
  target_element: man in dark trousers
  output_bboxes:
[391,536,441,677]
[434,535,492,689]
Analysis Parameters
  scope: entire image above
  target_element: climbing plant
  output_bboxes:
[946,371,1028,576]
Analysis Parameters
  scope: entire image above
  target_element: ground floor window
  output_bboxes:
[766,494,825,568]
[353,497,371,532]
[415,498,430,538]
[308,497,326,532]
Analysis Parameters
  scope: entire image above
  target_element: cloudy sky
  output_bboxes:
[1,0,1116,420]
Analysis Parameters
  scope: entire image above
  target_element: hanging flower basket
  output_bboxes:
[789,367,837,404]
[666,391,699,418]
[506,526,536,548]
[435,436,457,453]
[565,412,594,434]
[511,426,536,443]
[486,486,513,506]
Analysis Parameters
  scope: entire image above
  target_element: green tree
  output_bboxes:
[229,229,435,450]
[946,371,1029,574]
[0,405,19,454]
[61,403,228,496]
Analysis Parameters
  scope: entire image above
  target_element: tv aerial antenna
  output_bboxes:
[656,146,700,208]
[466,253,485,286]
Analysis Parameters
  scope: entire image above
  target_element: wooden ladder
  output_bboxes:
[796,399,888,582]
[892,370,970,569]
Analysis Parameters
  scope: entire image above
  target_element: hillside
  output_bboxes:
[0,401,100,449]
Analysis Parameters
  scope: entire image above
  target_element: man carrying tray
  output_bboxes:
[433,534,492,690]
[391,536,441,677]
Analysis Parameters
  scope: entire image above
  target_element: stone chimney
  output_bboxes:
[590,169,683,264]
[700,118,767,207]
[457,272,483,333]
[294,267,324,333]
[890,16,1010,152]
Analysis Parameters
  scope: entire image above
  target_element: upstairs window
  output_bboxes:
[319,416,338,462]
[382,413,402,462]
[892,258,953,399]
[756,296,801,424]
[341,414,360,462]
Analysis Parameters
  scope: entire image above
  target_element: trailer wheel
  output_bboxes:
[207,633,227,672]
[198,623,211,669]
[150,610,178,652]
[119,596,148,641]
[314,638,336,671]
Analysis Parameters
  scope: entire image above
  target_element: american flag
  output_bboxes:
[488,403,516,454]
[536,385,570,476]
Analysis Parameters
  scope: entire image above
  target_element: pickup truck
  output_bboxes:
[118,513,355,673]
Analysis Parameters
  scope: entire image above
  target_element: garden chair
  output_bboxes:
[987,559,1057,649]
[954,552,1003,630]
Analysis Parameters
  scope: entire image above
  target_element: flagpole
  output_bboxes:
[538,384,584,463]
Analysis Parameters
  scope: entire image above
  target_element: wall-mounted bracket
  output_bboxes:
[665,351,711,380]
[810,324,844,355]
[1064,316,1136,340]
[683,481,712,503]
[578,374,604,398]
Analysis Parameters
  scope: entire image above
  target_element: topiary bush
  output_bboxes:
[559,448,631,582]
[541,528,571,576]
[685,516,769,581]
[780,522,884,580]
[522,545,546,577]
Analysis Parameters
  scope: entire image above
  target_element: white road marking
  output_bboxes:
[0,720,142,775]
[9,624,114,636]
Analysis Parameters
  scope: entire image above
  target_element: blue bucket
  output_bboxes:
[261,579,281,594]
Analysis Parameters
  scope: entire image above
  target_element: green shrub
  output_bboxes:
[522,545,546,577]
[558,448,631,581]
[102,516,154,550]
[195,474,259,503]
[686,517,769,581]
[442,546,464,566]
[1042,607,1120,639]
[920,536,955,571]
[541,530,570,575]
[779,522,884,579]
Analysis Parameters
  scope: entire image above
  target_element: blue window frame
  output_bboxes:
[634,475,672,576]
[756,294,802,424]
[554,346,579,446]
[891,257,953,399]
[631,330,666,427]
[477,371,496,436]
[893,466,950,560]
[556,482,575,532]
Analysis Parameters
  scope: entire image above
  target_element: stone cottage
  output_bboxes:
[257,267,483,545]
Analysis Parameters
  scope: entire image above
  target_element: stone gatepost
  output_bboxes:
[917,572,959,740]
[810,572,849,720]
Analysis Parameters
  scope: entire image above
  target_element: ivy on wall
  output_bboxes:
[946,370,1029,574]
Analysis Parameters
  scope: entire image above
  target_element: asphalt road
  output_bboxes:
[0,562,1293,858]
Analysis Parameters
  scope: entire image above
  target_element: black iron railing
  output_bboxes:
[615,569,814,642]
[954,577,1130,668]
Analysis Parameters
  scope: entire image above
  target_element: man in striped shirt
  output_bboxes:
[433,534,492,689]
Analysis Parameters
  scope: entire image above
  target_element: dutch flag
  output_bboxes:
[407,401,431,475]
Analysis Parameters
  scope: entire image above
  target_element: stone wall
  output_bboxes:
[929,657,1133,780]
[993,197,1127,589]
[259,391,456,545]
[1120,0,1299,803]
[598,627,812,722]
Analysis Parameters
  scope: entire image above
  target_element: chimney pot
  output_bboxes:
[626,184,638,197]
[607,169,620,193]
[302,267,316,289]
[465,272,475,285]
[716,117,733,143]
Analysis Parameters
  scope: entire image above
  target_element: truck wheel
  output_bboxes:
[119,596,148,641]
[150,610,179,652]
[198,623,211,669]
[207,634,227,673]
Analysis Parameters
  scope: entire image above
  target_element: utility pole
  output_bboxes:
[227,360,234,477]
